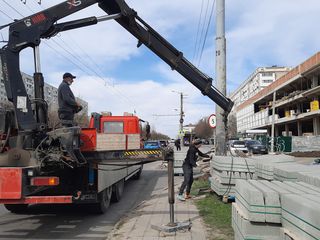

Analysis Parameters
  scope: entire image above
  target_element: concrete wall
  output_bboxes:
[292,136,320,152]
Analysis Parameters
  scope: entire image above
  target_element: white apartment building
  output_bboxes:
[229,66,291,109]
[236,52,320,137]
[229,66,291,133]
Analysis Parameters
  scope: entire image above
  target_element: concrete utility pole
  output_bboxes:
[180,92,184,140]
[270,91,276,153]
[215,0,227,156]
[172,91,185,143]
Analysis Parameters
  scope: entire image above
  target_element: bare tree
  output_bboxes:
[149,130,170,140]
[47,102,89,129]
[74,111,89,128]
[194,118,213,139]
[227,113,237,138]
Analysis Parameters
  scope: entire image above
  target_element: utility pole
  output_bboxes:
[215,0,227,156]
[172,91,185,144]
[180,92,184,142]
[270,91,276,154]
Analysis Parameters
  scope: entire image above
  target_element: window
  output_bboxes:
[261,72,273,77]
[263,79,273,83]
[103,121,124,133]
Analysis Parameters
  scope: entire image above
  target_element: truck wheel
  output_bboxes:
[132,167,143,180]
[111,179,125,202]
[4,204,28,214]
[92,186,112,214]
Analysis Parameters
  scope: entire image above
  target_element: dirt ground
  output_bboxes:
[288,151,320,157]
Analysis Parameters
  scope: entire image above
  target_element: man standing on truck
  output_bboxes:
[177,139,209,201]
[58,72,82,127]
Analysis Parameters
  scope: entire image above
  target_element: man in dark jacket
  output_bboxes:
[174,138,181,151]
[58,72,82,127]
[177,139,209,201]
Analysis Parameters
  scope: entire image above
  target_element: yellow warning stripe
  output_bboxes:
[123,150,162,156]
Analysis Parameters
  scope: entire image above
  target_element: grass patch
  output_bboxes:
[191,179,234,240]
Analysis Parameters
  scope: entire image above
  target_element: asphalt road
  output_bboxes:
[0,161,167,240]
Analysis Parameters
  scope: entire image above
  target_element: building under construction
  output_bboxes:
[235,52,320,137]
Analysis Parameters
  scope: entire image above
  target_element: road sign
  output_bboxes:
[178,130,185,137]
[208,114,216,128]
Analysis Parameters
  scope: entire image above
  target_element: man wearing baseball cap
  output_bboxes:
[58,72,82,127]
[177,138,210,201]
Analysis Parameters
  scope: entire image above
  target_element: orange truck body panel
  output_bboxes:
[80,128,97,151]
[0,196,72,204]
[0,168,22,199]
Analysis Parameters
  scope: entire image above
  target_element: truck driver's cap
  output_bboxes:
[63,72,76,79]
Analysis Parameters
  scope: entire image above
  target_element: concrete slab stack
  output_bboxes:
[210,156,255,196]
[232,203,281,240]
[252,154,296,180]
[248,180,282,223]
[297,171,320,188]
[274,164,320,182]
[232,179,320,240]
[209,175,236,196]
[280,228,297,240]
[234,179,266,222]
[281,194,320,240]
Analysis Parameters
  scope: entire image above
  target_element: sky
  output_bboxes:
[0,0,319,138]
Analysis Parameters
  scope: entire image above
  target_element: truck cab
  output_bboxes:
[81,112,143,152]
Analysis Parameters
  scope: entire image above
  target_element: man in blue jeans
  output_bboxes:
[177,139,209,201]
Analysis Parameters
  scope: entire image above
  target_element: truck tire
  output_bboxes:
[132,166,143,180]
[92,186,112,214]
[111,179,125,202]
[4,204,28,214]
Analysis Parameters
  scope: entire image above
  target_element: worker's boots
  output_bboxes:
[185,193,192,199]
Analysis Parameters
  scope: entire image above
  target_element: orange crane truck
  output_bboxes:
[0,0,233,214]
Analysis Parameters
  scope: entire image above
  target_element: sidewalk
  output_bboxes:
[107,168,208,240]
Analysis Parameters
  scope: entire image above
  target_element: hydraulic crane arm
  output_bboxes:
[1,0,233,132]
[99,0,233,113]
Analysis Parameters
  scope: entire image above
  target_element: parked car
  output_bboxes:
[229,140,248,154]
[201,139,210,145]
[245,140,268,154]
[144,140,161,149]
[184,140,190,146]
[159,140,168,148]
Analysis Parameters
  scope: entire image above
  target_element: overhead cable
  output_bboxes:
[192,0,205,63]
[197,0,216,67]
[195,0,210,64]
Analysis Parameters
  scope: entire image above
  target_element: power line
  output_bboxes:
[46,38,137,108]
[197,0,216,67]
[1,0,24,18]
[0,8,14,21]
[192,0,205,62]
[195,0,210,64]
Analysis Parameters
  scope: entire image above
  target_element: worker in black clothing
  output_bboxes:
[177,139,209,201]
[58,72,82,127]
[174,138,181,151]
